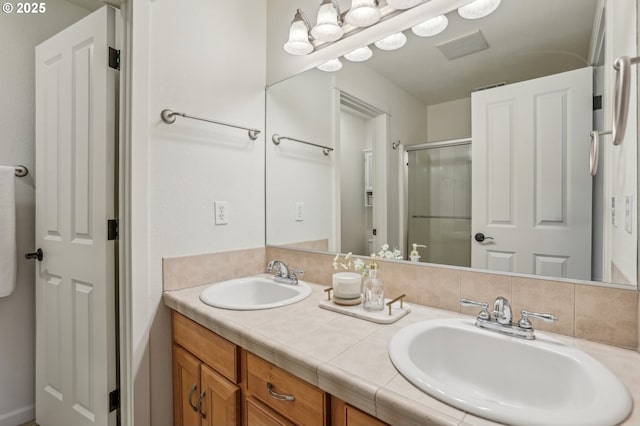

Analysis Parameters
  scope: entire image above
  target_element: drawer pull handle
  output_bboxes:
[188,384,199,412]
[197,390,207,419]
[267,382,295,401]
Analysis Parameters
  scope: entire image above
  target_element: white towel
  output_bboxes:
[0,166,16,297]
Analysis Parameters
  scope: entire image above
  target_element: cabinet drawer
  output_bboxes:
[331,396,388,426]
[172,311,239,383]
[245,352,327,426]
[246,397,296,426]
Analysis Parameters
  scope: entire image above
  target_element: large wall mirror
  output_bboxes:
[266,0,639,288]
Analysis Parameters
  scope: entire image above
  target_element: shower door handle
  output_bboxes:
[474,233,494,243]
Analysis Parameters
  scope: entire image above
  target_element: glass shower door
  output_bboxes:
[407,141,471,267]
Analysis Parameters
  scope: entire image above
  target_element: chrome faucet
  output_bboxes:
[460,296,558,340]
[267,260,303,285]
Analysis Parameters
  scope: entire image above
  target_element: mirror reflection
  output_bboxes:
[266,0,638,287]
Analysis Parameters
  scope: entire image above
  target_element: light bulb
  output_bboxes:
[344,46,373,62]
[411,15,448,37]
[311,2,344,42]
[345,0,381,27]
[317,58,343,72]
[458,0,501,19]
[284,16,313,55]
[374,32,407,51]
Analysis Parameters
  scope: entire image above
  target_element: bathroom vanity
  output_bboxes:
[171,310,385,426]
[165,278,640,426]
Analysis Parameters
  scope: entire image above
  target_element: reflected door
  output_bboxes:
[471,67,592,279]
[407,142,472,267]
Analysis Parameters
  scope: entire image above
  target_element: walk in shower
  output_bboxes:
[407,139,472,267]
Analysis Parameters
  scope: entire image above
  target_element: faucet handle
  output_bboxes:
[459,298,491,321]
[289,268,304,279]
[517,310,558,329]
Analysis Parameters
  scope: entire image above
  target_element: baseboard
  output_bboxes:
[0,404,35,426]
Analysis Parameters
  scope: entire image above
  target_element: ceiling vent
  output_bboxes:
[437,30,489,60]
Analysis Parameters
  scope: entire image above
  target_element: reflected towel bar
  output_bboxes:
[160,109,261,140]
[14,165,28,177]
[272,134,334,155]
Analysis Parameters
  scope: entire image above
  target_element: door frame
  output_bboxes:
[332,90,389,254]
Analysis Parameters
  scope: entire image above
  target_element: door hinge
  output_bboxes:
[109,47,120,70]
[109,388,120,412]
[108,219,119,240]
[593,95,602,111]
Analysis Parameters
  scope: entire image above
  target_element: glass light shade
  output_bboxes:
[284,19,313,55]
[374,32,407,51]
[386,0,423,10]
[344,46,373,62]
[345,0,381,27]
[458,0,501,19]
[317,58,343,72]
[311,2,344,42]
[411,15,448,37]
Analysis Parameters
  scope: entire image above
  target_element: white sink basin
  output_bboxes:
[199,276,311,310]
[389,318,632,426]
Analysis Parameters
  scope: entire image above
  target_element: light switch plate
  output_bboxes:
[215,201,229,225]
[295,202,304,221]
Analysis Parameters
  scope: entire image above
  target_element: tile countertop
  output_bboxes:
[163,277,640,426]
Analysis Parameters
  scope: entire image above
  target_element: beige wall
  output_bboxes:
[265,247,639,349]
[164,246,639,351]
[426,97,471,143]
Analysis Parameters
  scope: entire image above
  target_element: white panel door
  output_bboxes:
[471,67,592,280]
[35,6,117,426]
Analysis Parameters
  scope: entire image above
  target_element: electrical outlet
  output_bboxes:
[295,202,304,221]
[215,201,229,225]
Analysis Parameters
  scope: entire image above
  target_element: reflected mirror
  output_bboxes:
[266,0,638,287]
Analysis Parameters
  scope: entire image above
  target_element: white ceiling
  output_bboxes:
[354,0,599,105]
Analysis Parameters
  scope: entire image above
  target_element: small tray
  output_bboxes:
[319,298,410,324]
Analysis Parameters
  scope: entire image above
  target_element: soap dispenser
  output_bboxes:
[363,254,384,311]
[410,244,427,262]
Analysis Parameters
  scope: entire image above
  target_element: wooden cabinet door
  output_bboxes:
[200,364,241,426]
[173,345,203,426]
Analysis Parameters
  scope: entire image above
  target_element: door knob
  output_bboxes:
[25,248,43,261]
[474,233,494,243]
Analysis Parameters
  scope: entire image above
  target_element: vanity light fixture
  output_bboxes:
[458,0,501,20]
[317,58,343,72]
[411,15,448,37]
[345,0,381,28]
[375,32,407,51]
[344,46,373,62]
[284,9,314,55]
[386,0,424,10]
[311,0,344,42]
